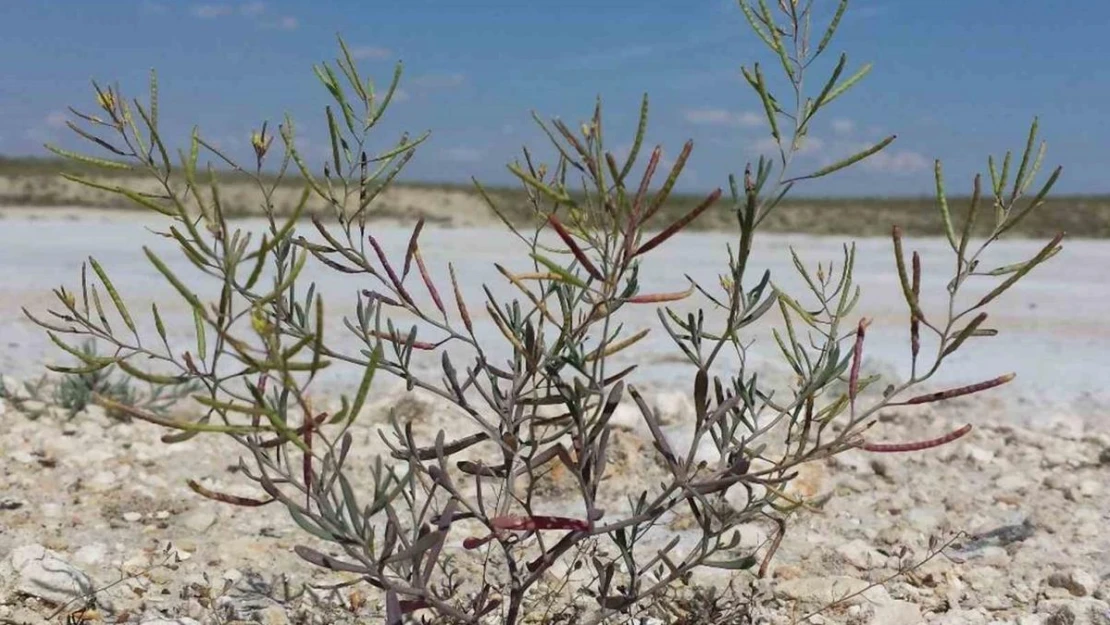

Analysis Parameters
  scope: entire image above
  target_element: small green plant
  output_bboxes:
[27,0,1063,623]
[3,339,200,420]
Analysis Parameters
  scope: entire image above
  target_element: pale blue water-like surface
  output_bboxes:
[2,210,1106,423]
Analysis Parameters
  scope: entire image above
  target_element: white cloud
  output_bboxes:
[262,15,298,30]
[240,1,266,16]
[749,135,825,156]
[44,111,69,129]
[684,108,763,129]
[191,4,232,18]
[831,118,855,136]
[859,148,929,175]
[193,2,296,30]
[439,147,484,163]
[140,0,168,14]
[349,46,391,60]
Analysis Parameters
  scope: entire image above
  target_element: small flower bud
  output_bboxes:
[97,90,116,112]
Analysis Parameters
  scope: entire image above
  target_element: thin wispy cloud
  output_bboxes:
[140,0,168,14]
[684,108,764,129]
[261,15,298,30]
[44,112,69,130]
[749,132,927,176]
[241,1,266,17]
[857,146,929,175]
[349,46,392,60]
[439,146,484,163]
[831,118,856,136]
[189,2,296,31]
[190,4,233,19]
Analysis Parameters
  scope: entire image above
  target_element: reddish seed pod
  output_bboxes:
[861,424,972,453]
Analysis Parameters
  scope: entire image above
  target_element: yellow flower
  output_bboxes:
[251,129,273,159]
[251,307,273,336]
[96,90,116,112]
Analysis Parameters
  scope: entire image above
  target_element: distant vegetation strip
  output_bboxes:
[2,156,1106,237]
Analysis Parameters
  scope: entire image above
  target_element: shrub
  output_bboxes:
[26,0,1063,622]
[2,338,200,420]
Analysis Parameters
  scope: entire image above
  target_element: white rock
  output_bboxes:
[836,539,887,570]
[868,599,921,625]
[123,511,143,522]
[775,576,889,605]
[140,619,202,625]
[72,543,108,566]
[86,470,119,492]
[1078,479,1101,498]
[930,609,989,625]
[1047,568,1100,597]
[2,376,31,401]
[180,508,217,532]
[79,403,113,425]
[965,445,996,465]
[0,544,94,606]
[905,505,946,533]
[39,502,62,518]
[996,474,1032,491]
[256,605,291,625]
[1039,597,1110,625]
[222,568,243,584]
[733,523,770,550]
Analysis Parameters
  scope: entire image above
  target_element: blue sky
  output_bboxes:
[2,0,1108,196]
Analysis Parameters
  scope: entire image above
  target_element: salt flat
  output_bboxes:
[2,208,1106,421]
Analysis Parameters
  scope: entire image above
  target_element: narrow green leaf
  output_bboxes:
[1010,117,1038,202]
[144,246,203,310]
[892,226,924,320]
[737,0,776,51]
[149,68,159,131]
[996,165,1061,238]
[943,312,987,358]
[934,160,958,253]
[116,359,189,385]
[347,344,381,425]
[151,303,168,347]
[44,144,132,170]
[193,306,207,358]
[47,332,115,367]
[813,0,848,59]
[789,135,895,182]
[703,555,758,570]
[530,253,588,289]
[822,63,872,107]
[958,174,981,263]
[975,232,1064,309]
[618,93,649,182]
[753,64,780,142]
[88,257,137,336]
[119,187,175,216]
[326,106,343,174]
[807,53,846,122]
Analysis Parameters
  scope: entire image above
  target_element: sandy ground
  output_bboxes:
[1,207,1109,624]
